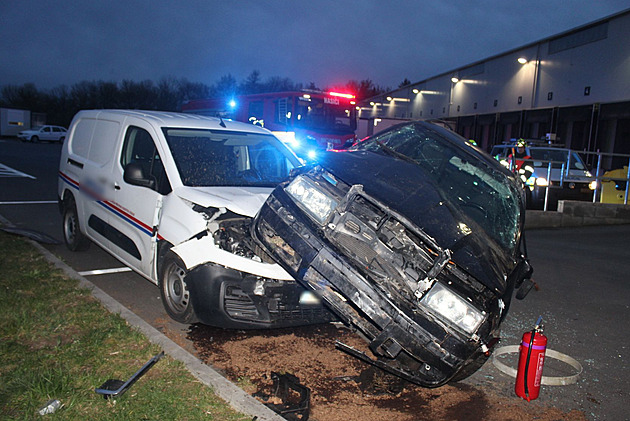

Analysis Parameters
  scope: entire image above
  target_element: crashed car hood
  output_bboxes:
[174,186,273,217]
[319,150,514,294]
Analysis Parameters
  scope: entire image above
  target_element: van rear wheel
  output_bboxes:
[62,196,90,251]
[159,252,198,324]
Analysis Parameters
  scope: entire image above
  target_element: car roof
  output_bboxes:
[75,109,272,135]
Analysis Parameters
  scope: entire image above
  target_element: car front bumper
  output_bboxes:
[252,187,502,387]
[529,183,594,208]
[185,261,336,329]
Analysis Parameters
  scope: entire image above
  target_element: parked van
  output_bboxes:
[58,110,333,327]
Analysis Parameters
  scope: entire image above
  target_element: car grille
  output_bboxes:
[223,284,333,322]
[224,285,260,320]
[326,193,442,304]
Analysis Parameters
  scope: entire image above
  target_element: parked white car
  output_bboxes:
[18,125,68,143]
[57,110,332,327]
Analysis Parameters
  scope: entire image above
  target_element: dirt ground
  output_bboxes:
[187,322,586,421]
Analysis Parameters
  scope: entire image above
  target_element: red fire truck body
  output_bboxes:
[182,91,357,158]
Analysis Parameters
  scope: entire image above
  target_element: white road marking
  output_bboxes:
[78,267,133,276]
[0,163,36,179]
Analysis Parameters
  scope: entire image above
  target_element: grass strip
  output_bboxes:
[0,230,249,420]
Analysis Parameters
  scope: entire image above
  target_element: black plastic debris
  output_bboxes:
[95,351,164,400]
[0,227,61,245]
[253,372,310,421]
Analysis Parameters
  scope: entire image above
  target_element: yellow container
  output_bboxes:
[600,166,629,204]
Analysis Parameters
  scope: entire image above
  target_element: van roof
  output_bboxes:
[74,109,272,135]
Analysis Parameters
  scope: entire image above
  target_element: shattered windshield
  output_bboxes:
[162,128,299,187]
[353,123,522,253]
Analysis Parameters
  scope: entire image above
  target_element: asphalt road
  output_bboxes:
[1,137,628,420]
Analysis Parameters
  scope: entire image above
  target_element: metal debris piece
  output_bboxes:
[254,372,310,421]
[38,399,61,415]
[95,351,164,400]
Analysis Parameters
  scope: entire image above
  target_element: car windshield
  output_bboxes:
[162,128,299,187]
[353,123,522,253]
[529,148,587,170]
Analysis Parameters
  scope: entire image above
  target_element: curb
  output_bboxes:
[1,215,284,421]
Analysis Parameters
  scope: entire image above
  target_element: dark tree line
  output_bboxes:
[0,71,388,127]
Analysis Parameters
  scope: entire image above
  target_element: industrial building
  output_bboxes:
[358,8,630,169]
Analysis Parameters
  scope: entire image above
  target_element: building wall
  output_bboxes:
[358,9,630,166]
[0,108,31,136]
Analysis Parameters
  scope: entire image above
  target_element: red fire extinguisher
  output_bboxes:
[515,316,547,401]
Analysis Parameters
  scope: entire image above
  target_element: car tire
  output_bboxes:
[59,136,65,143]
[159,251,199,324]
[62,196,90,251]
[31,135,39,143]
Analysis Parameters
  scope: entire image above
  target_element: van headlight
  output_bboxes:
[285,175,338,224]
[421,283,484,334]
[589,180,598,190]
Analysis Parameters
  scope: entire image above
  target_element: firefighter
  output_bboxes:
[509,139,534,184]
[509,139,530,170]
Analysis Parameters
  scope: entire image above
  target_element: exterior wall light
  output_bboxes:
[517,57,528,64]
[451,77,460,83]
[412,88,420,94]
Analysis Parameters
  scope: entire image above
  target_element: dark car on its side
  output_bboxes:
[251,121,534,387]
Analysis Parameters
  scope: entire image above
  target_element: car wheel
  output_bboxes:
[159,252,199,324]
[62,196,90,251]
[59,136,65,143]
[31,135,39,143]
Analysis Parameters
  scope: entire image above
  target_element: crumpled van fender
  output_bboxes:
[170,235,294,281]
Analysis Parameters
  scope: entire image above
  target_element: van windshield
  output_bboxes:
[162,128,299,187]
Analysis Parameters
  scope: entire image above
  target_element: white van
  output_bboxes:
[58,110,332,327]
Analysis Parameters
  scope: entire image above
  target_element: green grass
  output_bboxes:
[0,230,250,420]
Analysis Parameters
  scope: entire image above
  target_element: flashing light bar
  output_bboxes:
[328,92,355,99]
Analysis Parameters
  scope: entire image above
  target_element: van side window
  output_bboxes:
[121,126,171,195]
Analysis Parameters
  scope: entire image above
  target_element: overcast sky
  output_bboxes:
[1,1,628,92]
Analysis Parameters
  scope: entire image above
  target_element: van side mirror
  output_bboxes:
[124,162,156,189]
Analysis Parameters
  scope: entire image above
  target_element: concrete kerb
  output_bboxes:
[525,201,630,229]
[0,214,284,421]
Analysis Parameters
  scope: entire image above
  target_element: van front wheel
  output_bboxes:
[159,252,199,324]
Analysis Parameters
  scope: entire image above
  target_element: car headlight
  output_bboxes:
[285,175,338,224]
[535,177,549,187]
[421,282,484,334]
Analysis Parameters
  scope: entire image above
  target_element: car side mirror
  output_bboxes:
[124,162,156,189]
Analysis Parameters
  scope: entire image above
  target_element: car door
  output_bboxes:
[52,127,63,141]
[107,122,171,279]
[77,117,125,253]
[41,126,53,141]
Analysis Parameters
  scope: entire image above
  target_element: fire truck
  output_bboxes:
[181,91,357,160]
